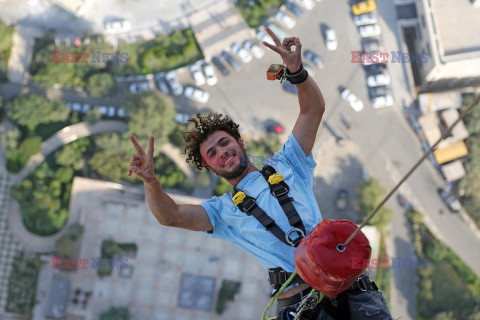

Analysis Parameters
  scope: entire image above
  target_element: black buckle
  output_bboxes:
[268,268,287,287]
[285,228,306,247]
[271,184,289,197]
[242,197,256,212]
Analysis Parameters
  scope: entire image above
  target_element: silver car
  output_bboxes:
[165,71,183,96]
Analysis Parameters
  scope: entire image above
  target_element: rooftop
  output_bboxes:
[431,0,480,56]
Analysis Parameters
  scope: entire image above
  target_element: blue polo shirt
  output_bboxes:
[201,133,322,272]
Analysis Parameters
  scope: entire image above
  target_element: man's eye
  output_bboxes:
[222,140,229,146]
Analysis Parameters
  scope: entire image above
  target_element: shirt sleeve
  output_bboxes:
[200,196,228,239]
[268,133,317,181]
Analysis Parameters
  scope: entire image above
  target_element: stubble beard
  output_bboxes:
[212,151,249,180]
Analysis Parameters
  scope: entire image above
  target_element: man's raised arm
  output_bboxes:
[127,135,213,231]
[263,28,326,156]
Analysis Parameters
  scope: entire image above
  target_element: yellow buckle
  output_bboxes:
[268,173,284,185]
[232,191,246,206]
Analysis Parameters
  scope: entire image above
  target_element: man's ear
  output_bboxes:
[238,138,246,152]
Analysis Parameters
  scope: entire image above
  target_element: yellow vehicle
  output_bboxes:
[352,0,377,15]
[433,141,469,165]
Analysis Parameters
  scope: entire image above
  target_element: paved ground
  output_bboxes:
[0,173,24,316]
[50,177,275,320]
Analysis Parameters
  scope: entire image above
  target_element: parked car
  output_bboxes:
[165,71,183,96]
[275,11,296,29]
[266,122,285,133]
[98,106,108,115]
[129,82,154,94]
[117,108,126,118]
[211,56,230,75]
[362,38,382,53]
[371,95,393,108]
[352,0,376,15]
[190,64,206,86]
[367,73,391,87]
[294,0,314,10]
[336,189,349,210]
[174,113,190,124]
[397,193,413,211]
[437,188,461,212]
[366,63,387,73]
[71,102,82,112]
[155,73,170,94]
[359,24,381,37]
[202,63,218,85]
[266,22,289,41]
[257,29,275,45]
[243,39,265,59]
[340,87,364,112]
[107,106,116,117]
[353,12,377,26]
[105,20,131,33]
[81,103,90,113]
[231,42,252,63]
[303,50,325,68]
[184,86,209,103]
[323,27,338,51]
[369,85,390,97]
[220,51,241,71]
[286,1,304,17]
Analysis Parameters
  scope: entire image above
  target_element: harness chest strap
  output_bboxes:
[232,165,307,248]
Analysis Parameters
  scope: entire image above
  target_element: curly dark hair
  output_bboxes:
[183,112,241,170]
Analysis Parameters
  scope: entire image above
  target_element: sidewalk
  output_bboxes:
[7,24,42,84]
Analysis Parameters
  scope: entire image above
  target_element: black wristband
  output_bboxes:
[285,64,308,84]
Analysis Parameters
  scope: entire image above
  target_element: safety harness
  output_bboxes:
[232,165,380,320]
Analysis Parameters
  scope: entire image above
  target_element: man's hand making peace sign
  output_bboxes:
[262,27,303,73]
[127,135,156,184]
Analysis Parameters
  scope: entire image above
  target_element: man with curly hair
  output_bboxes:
[128,28,391,320]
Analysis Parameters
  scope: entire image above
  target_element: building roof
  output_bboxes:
[46,277,70,319]
[431,0,480,57]
[441,160,466,182]
[440,108,469,141]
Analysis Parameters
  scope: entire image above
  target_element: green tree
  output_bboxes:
[355,179,394,231]
[1,127,21,149]
[123,92,175,145]
[85,108,102,124]
[86,72,116,97]
[17,136,42,163]
[89,150,124,182]
[55,138,90,171]
[6,257,42,315]
[55,235,75,259]
[101,239,119,258]
[99,306,131,320]
[55,167,74,183]
[68,223,84,241]
[6,94,69,130]
[214,177,233,196]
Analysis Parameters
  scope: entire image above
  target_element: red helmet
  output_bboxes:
[294,219,371,297]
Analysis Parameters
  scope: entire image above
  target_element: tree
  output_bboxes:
[99,306,131,320]
[68,223,84,241]
[1,127,21,149]
[6,94,69,130]
[55,167,74,183]
[101,239,119,258]
[55,235,75,259]
[85,108,102,124]
[6,257,42,315]
[123,92,175,146]
[356,179,394,231]
[89,150,125,182]
[55,138,90,171]
[17,136,42,163]
[87,72,116,97]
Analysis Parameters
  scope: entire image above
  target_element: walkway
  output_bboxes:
[7,24,42,84]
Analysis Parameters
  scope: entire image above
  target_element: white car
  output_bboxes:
[104,20,131,34]
[341,88,364,112]
[275,11,296,29]
[190,64,206,86]
[353,12,377,26]
[184,86,209,103]
[71,103,82,112]
[98,106,108,115]
[155,74,170,94]
[82,104,91,113]
[243,39,265,59]
[324,28,338,51]
[367,73,391,87]
[174,113,190,124]
[117,108,126,118]
[372,95,393,108]
[294,0,314,10]
[107,106,116,117]
[165,71,183,96]
[202,63,217,86]
[231,42,252,63]
[257,30,274,45]
[359,24,381,37]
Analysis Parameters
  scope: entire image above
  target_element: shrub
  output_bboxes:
[6,257,42,315]
[86,72,116,97]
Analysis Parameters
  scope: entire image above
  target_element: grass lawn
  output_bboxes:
[6,257,42,315]
[0,22,15,82]
[115,28,203,76]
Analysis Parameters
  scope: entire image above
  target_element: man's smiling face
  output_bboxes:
[199,130,248,179]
